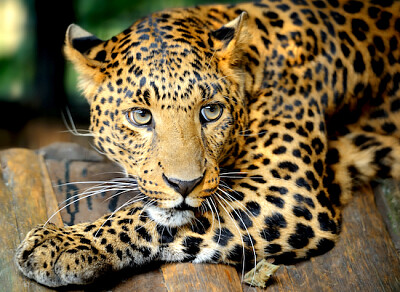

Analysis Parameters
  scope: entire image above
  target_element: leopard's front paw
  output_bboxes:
[15,224,110,287]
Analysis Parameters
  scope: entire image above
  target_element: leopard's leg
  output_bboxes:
[15,203,160,287]
[327,86,400,204]
[327,129,400,205]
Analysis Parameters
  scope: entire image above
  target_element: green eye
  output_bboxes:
[200,104,223,123]
[127,108,152,126]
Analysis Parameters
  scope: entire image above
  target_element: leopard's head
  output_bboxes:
[65,10,249,227]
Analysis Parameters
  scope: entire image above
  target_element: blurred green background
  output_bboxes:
[0,0,240,148]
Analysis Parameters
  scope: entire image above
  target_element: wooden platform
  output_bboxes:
[1,144,400,291]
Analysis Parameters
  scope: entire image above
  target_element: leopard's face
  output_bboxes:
[66,12,249,226]
[91,69,245,226]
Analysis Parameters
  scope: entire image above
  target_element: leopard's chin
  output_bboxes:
[146,205,195,227]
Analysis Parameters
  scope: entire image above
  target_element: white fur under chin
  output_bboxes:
[147,206,195,227]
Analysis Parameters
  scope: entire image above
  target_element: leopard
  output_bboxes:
[15,0,400,287]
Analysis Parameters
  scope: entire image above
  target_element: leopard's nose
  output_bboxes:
[163,174,203,197]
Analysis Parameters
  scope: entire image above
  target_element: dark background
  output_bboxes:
[0,0,240,149]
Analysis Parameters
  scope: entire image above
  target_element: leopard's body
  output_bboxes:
[16,0,400,287]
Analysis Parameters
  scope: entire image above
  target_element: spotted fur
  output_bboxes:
[16,0,400,287]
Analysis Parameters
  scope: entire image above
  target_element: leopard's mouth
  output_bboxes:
[146,205,196,227]
[136,174,216,227]
[173,201,197,211]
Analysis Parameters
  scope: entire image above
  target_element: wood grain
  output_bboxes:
[161,263,243,292]
[0,149,62,292]
[375,180,400,252]
[112,268,167,292]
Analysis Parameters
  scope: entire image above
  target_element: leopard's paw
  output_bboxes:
[15,224,110,287]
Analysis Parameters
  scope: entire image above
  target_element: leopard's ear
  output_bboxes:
[211,12,249,68]
[64,24,108,103]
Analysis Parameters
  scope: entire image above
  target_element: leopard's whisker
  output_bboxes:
[140,198,158,220]
[219,171,248,175]
[219,169,248,177]
[159,225,166,245]
[103,188,142,202]
[205,198,216,231]
[44,190,110,227]
[132,208,157,232]
[220,192,257,282]
[214,193,248,282]
[56,177,138,195]
[193,216,206,232]
[218,186,264,237]
[93,196,144,238]
[57,183,138,206]
[218,185,256,221]
[89,142,108,156]
[45,183,140,227]
[209,196,222,245]
[92,171,133,177]
[61,108,96,137]
[218,188,259,276]
[138,199,160,235]
[56,179,137,188]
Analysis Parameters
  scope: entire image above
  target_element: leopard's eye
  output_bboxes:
[127,108,152,126]
[200,104,223,123]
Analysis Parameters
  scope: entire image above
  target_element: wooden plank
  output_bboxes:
[68,262,167,292]
[243,186,400,291]
[0,149,62,291]
[43,159,129,225]
[374,180,400,252]
[39,155,64,226]
[114,269,167,292]
[161,263,243,292]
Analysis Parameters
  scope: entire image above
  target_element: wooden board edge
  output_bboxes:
[38,154,63,226]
